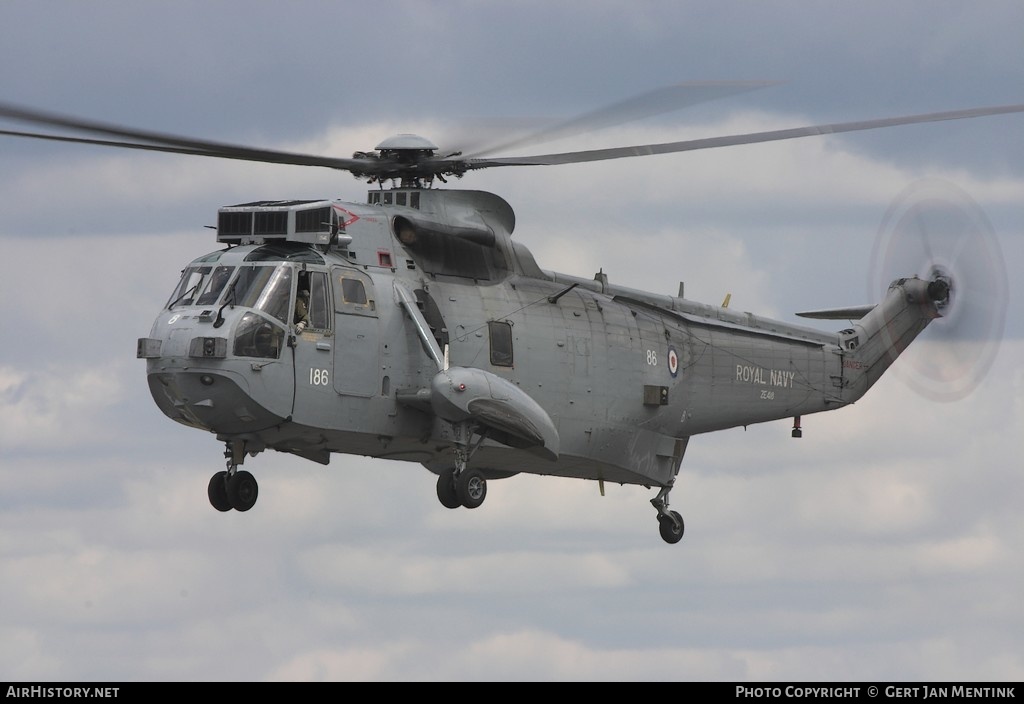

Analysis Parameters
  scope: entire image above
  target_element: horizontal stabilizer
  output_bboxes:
[796,305,875,320]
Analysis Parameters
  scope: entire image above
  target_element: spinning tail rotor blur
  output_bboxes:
[869,180,1008,402]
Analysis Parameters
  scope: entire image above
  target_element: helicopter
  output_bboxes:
[1,85,1019,544]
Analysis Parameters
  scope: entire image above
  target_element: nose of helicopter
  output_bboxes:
[139,301,293,434]
[145,366,286,434]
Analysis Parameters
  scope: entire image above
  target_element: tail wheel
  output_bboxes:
[658,511,684,544]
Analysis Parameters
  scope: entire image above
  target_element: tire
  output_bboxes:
[456,468,487,509]
[208,471,232,512]
[227,470,259,512]
[658,511,684,544]
[436,468,461,509]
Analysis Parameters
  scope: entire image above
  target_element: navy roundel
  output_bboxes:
[667,346,679,378]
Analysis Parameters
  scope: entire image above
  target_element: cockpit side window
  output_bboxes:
[296,269,331,331]
[234,264,293,323]
[308,272,330,330]
[233,312,284,359]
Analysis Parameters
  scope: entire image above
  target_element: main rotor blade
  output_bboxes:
[0,102,370,172]
[465,104,1024,168]
[462,80,779,158]
[0,128,249,158]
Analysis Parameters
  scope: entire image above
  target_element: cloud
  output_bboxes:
[0,364,129,449]
[297,546,634,597]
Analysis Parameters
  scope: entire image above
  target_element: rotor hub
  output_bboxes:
[926,270,951,306]
[375,134,438,153]
[351,134,466,187]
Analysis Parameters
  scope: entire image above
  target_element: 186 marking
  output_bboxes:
[309,368,330,386]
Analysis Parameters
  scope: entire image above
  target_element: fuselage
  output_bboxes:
[139,188,938,489]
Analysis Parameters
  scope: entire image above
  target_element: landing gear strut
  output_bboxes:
[435,422,488,510]
[651,482,684,544]
[208,440,259,512]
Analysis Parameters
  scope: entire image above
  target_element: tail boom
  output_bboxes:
[840,276,948,400]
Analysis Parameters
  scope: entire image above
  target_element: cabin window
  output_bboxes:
[342,278,367,305]
[488,321,514,367]
[332,268,377,317]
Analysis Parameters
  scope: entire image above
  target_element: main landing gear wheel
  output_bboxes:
[227,470,259,512]
[658,511,685,544]
[456,468,487,509]
[208,471,232,512]
[436,468,461,509]
[442,422,489,510]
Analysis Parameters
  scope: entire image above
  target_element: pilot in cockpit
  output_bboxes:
[294,289,311,333]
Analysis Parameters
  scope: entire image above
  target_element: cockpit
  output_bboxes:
[158,245,333,361]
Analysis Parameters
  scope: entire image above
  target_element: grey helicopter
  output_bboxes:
[1,84,1019,544]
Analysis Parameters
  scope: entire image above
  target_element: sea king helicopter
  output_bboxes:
[1,84,1019,543]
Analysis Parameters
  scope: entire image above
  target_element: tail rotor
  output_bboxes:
[868,180,1008,401]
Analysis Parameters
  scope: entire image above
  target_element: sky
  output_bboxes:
[0,0,1022,682]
